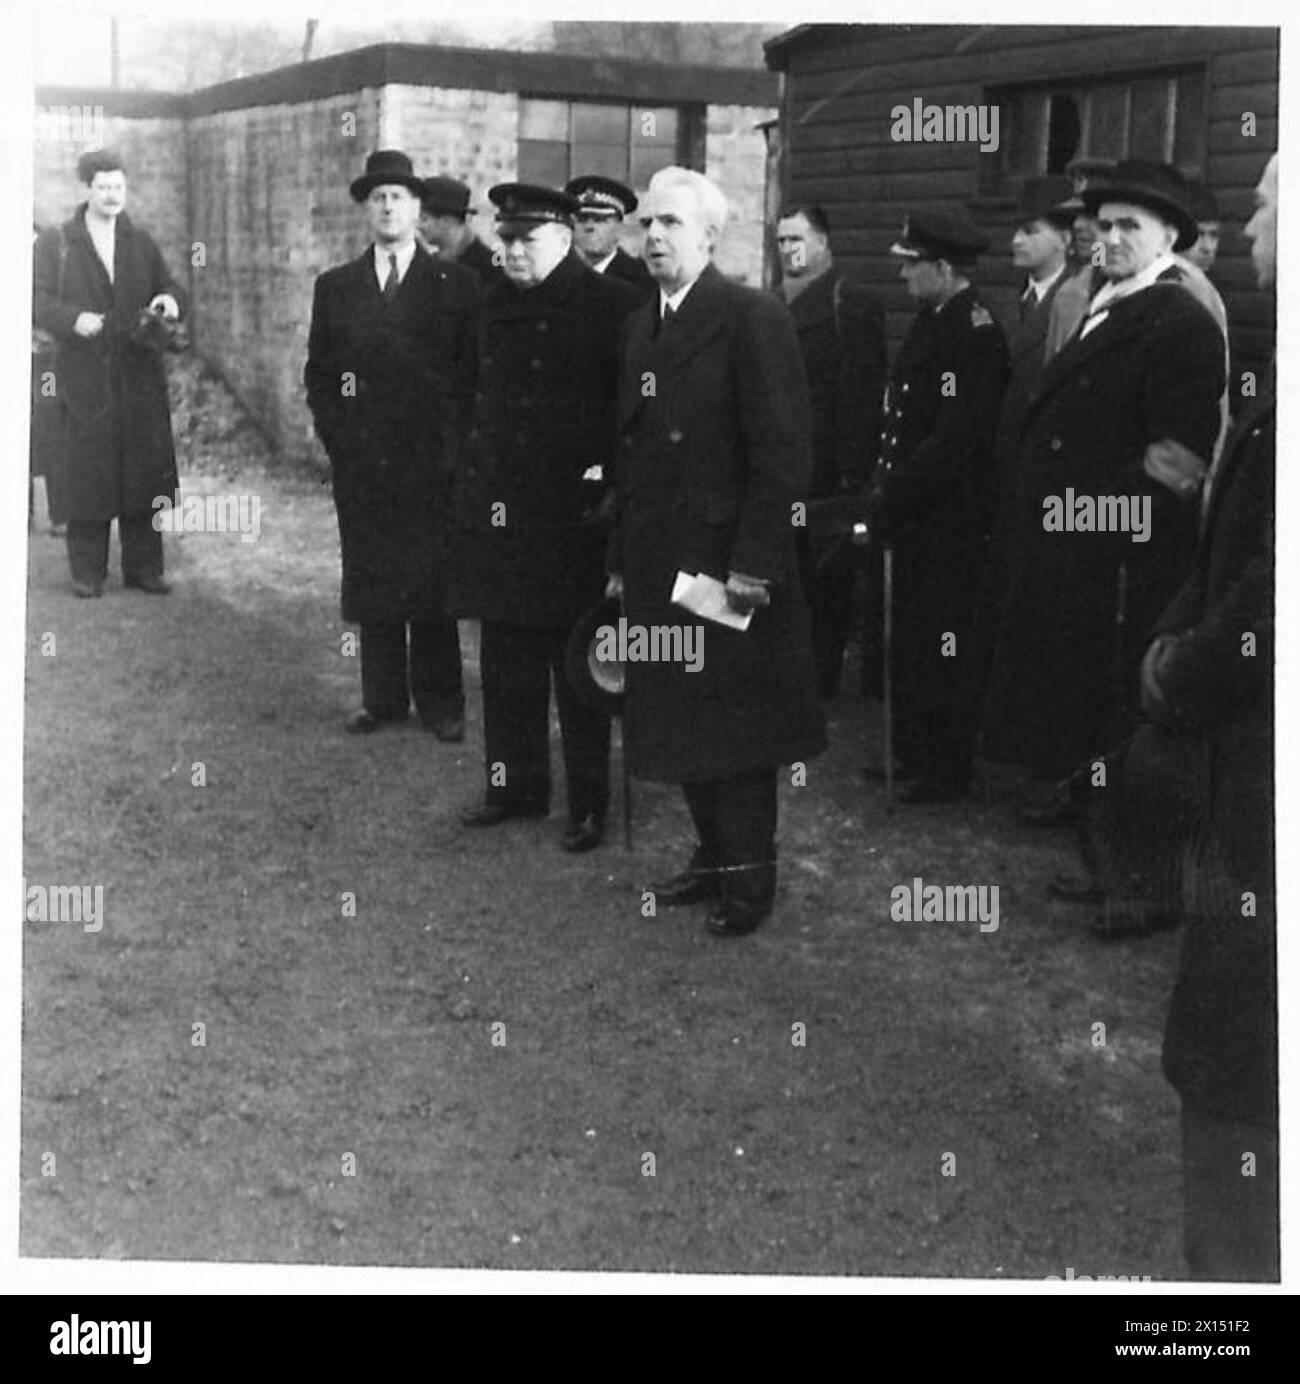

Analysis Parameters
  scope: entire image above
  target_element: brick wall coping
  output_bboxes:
[38,41,778,119]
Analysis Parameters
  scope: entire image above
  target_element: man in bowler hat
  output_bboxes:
[305,150,479,738]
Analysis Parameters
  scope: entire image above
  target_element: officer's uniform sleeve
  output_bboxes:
[882,310,1008,523]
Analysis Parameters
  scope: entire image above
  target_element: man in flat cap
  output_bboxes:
[450,183,640,851]
[861,210,1009,804]
[983,161,1225,836]
[609,166,825,937]
[305,150,479,738]
[419,176,507,287]
[33,148,186,598]
[565,175,654,293]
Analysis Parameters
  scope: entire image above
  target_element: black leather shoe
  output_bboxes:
[899,777,968,805]
[704,897,772,938]
[649,861,721,907]
[345,708,407,734]
[460,800,548,828]
[72,579,104,599]
[124,574,172,595]
[561,813,605,853]
[423,715,465,743]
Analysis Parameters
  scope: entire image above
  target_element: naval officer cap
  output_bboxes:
[564,174,638,219]
[890,210,989,265]
[489,182,580,236]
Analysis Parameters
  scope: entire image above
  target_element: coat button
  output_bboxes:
[530,358,543,371]
[1050,437,1063,451]
[668,428,683,443]
[536,321,549,332]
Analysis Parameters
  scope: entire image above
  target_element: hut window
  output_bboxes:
[984,68,1207,196]
[517,98,701,191]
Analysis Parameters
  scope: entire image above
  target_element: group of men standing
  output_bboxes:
[306,153,821,937]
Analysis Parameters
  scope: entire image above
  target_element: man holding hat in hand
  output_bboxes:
[451,184,640,852]
[305,150,479,739]
[565,174,654,293]
[861,210,1009,804]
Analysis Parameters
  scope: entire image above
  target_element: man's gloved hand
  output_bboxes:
[605,573,624,601]
[724,571,771,615]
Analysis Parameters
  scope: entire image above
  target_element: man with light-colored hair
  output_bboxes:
[608,166,825,938]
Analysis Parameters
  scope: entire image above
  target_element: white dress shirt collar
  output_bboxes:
[374,239,418,287]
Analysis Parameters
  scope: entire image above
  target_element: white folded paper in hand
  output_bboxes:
[670,570,753,632]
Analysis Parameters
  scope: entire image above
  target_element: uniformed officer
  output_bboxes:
[420,175,508,287]
[450,184,640,851]
[564,175,654,293]
[863,211,1009,803]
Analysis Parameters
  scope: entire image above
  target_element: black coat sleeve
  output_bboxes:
[881,320,1008,523]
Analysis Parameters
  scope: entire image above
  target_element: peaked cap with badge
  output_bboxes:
[489,182,579,236]
[565,175,638,219]
[889,210,989,265]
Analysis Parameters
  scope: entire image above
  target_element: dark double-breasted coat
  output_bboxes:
[305,246,479,625]
[33,207,187,522]
[982,281,1225,777]
[1155,383,1275,1126]
[611,263,827,784]
[868,285,1009,777]
[448,250,639,629]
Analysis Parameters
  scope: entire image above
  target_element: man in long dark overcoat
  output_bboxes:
[33,150,186,597]
[450,184,639,851]
[775,203,886,699]
[306,150,479,738]
[862,212,1009,804]
[1148,152,1277,1281]
[609,167,826,938]
[982,163,1226,789]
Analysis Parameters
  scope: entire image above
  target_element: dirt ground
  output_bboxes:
[22,446,1189,1280]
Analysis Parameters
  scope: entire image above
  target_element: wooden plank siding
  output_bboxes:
[767,24,1277,398]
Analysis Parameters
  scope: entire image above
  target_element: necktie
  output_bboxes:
[1018,288,1034,324]
[382,252,400,303]
[657,302,675,338]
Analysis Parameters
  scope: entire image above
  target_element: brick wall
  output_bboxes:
[186,91,385,462]
[706,103,776,285]
[33,70,773,464]
[33,111,189,275]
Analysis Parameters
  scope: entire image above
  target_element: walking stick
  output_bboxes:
[882,541,895,811]
[622,726,633,852]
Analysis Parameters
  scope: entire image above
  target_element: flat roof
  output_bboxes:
[38,42,778,120]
